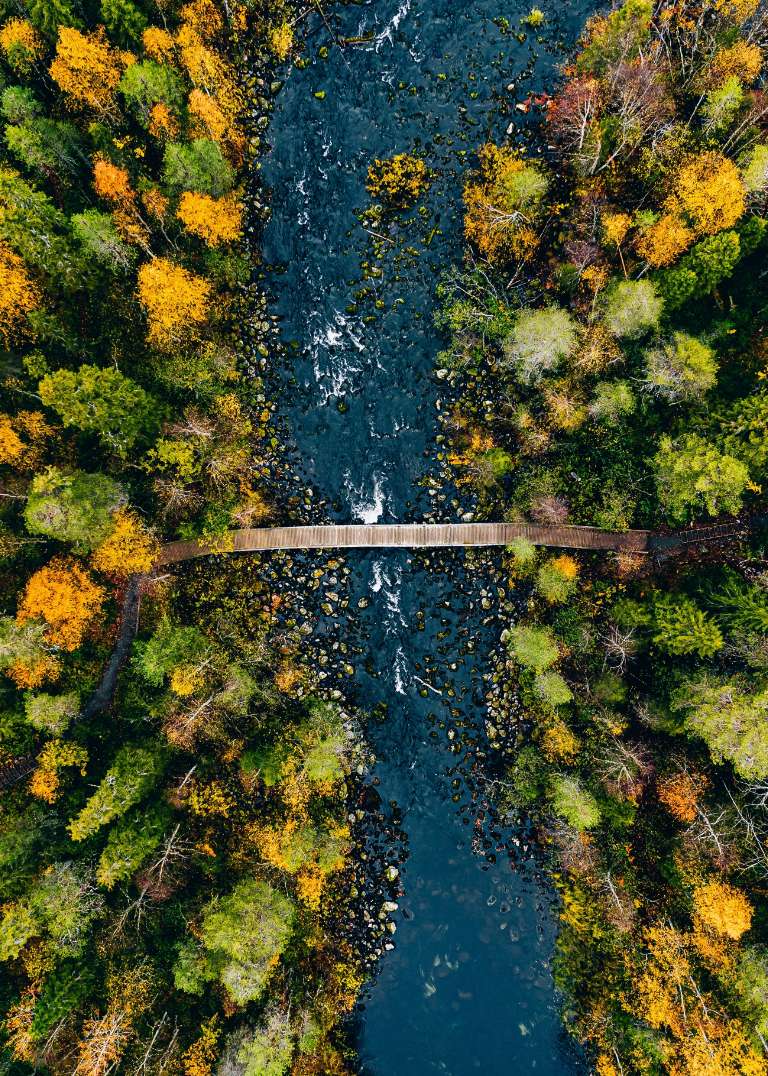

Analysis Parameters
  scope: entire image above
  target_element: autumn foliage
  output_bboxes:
[463,143,547,263]
[49,27,126,113]
[17,558,106,651]
[176,191,242,245]
[137,257,211,348]
[91,509,159,576]
[0,245,40,343]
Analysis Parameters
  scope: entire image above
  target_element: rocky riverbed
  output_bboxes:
[204,0,597,1071]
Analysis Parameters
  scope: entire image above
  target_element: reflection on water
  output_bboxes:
[260,1,592,1071]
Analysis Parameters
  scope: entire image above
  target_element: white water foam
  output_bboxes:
[309,310,366,401]
[345,470,386,523]
[392,645,408,694]
[375,0,411,50]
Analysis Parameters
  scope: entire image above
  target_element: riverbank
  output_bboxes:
[438,0,768,1071]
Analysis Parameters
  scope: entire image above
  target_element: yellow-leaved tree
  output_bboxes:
[91,509,159,576]
[0,244,39,343]
[667,151,746,236]
[49,27,126,113]
[137,257,211,349]
[176,191,242,245]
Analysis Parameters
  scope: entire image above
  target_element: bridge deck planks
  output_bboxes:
[159,522,651,564]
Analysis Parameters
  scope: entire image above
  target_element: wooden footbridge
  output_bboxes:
[157,519,756,565]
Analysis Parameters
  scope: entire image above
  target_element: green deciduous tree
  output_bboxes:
[119,61,184,119]
[742,144,768,193]
[233,1010,295,1076]
[501,306,578,383]
[71,209,136,271]
[1,87,41,125]
[68,743,165,842]
[588,380,635,422]
[0,862,102,961]
[535,670,573,708]
[703,76,744,133]
[602,279,663,338]
[24,466,124,549]
[133,620,211,687]
[162,139,233,198]
[550,775,601,830]
[734,947,768,1040]
[0,167,82,286]
[508,624,559,672]
[644,332,718,403]
[654,433,750,522]
[672,675,768,779]
[38,365,159,453]
[24,690,79,734]
[174,879,295,1006]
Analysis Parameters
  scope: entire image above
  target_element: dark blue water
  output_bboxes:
[260,2,592,1072]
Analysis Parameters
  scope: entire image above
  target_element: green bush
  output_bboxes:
[602,279,663,339]
[549,775,601,830]
[652,594,723,658]
[508,624,559,672]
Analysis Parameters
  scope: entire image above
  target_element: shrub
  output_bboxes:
[506,536,537,576]
[535,555,579,604]
[535,671,573,707]
[366,153,429,208]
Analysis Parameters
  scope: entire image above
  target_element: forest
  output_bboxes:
[436,0,768,1070]
[1,0,768,1072]
[0,0,370,1073]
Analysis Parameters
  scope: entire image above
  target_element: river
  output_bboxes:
[260,1,592,1072]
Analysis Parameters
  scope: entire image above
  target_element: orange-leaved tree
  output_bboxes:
[17,558,106,651]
